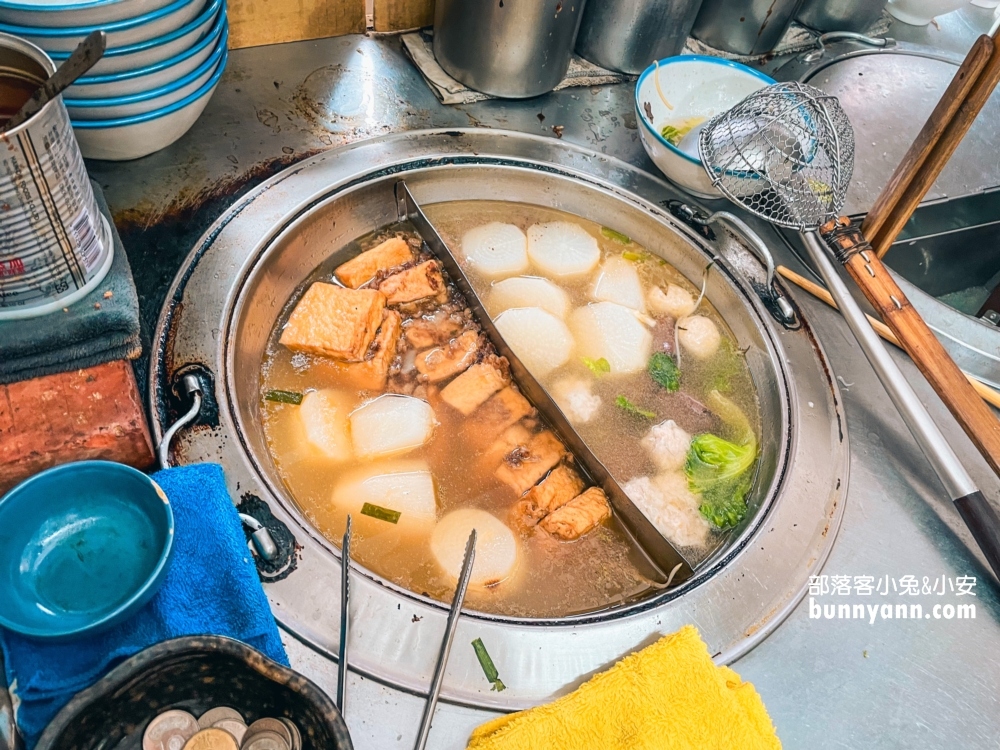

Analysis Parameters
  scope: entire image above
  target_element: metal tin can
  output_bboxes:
[0,32,113,320]
[433,0,588,99]
[576,0,705,75]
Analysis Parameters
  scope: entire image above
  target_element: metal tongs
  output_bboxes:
[395,180,692,589]
[336,517,477,750]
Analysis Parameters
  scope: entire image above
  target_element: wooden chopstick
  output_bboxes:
[867,31,1000,258]
[776,264,1000,410]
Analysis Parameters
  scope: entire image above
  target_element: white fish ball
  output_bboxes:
[430,508,519,587]
[624,474,710,549]
[641,420,692,472]
[551,377,602,424]
[648,284,697,319]
[299,389,354,461]
[489,276,570,319]
[678,315,721,360]
[526,222,601,278]
[462,222,529,279]
[350,394,436,459]
[495,307,573,378]
[570,302,652,375]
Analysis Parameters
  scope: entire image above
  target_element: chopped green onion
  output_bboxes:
[265,389,303,405]
[361,503,401,524]
[615,394,656,419]
[601,226,631,245]
[582,356,611,376]
[621,250,649,263]
[660,125,684,145]
[648,352,680,392]
[472,638,507,692]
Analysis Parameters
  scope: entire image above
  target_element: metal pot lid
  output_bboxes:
[776,43,1000,216]
[150,129,848,710]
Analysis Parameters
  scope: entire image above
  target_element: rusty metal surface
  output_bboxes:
[89,10,1000,748]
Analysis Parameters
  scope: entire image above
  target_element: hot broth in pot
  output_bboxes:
[259,202,761,617]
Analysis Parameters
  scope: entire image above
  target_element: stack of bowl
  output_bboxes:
[0,0,228,161]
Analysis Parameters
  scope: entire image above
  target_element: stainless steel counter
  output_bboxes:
[87,6,1000,748]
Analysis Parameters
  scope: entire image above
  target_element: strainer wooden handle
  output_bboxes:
[823,218,1000,478]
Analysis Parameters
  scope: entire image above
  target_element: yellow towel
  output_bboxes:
[467,625,781,750]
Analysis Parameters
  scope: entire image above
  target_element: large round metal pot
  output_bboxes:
[151,129,848,710]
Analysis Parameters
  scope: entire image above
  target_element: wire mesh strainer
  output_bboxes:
[698,81,855,231]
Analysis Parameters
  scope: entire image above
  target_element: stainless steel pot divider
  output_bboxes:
[395,180,693,587]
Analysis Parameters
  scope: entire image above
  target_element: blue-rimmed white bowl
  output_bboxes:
[0,0,177,28]
[0,461,175,640]
[66,22,225,119]
[72,44,226,160]
[0,0,207,52]
[47,0,221,75]
[635,55,775,198]
[65,8,224,98]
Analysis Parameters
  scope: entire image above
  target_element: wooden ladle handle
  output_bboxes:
[823,218,1000,478]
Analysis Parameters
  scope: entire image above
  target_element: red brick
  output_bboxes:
[0,360,155,493]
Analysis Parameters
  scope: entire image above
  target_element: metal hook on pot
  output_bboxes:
[158,373,278,562]
[801,31,893,63]
[672,202,796,326]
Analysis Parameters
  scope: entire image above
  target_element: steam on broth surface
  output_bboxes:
[259,200,761,618]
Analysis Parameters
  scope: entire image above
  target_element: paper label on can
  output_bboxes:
[0,101,109,310]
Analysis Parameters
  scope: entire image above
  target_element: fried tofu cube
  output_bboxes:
[476,386,534,433]
[539,487,611,540]
[440,360,510,416]
[495,431,567,495]
[523,464,585,516]
[415,330,480,383]
[342,309,402,390]
[379,260,446,305]
[477,421,533,468]
[279,283,385,361]
[403,316,464,349]
[335,237,413,289]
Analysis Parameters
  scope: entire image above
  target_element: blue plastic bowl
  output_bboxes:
[0,461,174,640]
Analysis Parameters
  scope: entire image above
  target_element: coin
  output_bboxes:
[278,719,301,750]
[182,728,240,750]
[212,719,248,745]
[198,707,245,729]
[243,719,292,747]
[143,710,199,750]
[240,730,289,750]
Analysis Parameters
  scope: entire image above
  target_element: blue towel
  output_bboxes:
[0,463,288,748]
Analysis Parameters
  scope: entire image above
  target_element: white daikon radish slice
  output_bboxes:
[495,307,573,378]
[430,508,518,587]
[333,460,437,533]
[570,302,652,374]
[551,377,602,424]
[461,222,529,279]
[678,315,721,360]
[489,276,570,319]
[526,222,601,278]
[350,394,435,458]
[648,284,696,319]
[591,257,646,312]
[299,389,354,461]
